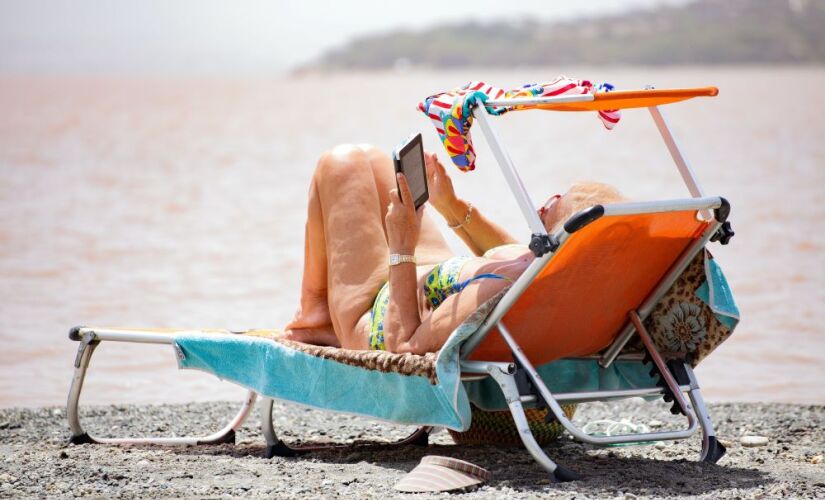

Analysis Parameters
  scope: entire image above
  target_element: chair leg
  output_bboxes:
[67,335,99,444]
[486,365,579,482]
[260,397,432,459]
[261,397,297,458]
[683,363,726,463]
[66,332,255,446]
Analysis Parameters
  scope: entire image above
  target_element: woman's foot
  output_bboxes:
[285,293,333,330]
[282,325,340,347]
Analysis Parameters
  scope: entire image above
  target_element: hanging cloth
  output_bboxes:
[417,77,621,171]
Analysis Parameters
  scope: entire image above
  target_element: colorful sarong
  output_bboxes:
[418,77,621,171]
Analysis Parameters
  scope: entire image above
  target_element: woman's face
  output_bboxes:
[538,193,563,231]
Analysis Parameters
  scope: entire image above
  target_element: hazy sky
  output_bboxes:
[1,0,688,75]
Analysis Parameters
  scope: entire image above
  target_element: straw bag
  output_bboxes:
[448,404,576,446]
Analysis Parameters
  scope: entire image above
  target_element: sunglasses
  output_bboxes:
[538,194,561,219]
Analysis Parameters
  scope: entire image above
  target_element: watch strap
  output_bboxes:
[389,254,417,266]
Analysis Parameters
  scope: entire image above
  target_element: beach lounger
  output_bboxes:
[66,86,738,482]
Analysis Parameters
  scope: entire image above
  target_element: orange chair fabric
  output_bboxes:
[468,210,709,366]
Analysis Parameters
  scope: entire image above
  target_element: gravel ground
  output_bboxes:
[0,399,823,499]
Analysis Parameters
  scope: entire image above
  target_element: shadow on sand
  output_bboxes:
[164,437,771,496]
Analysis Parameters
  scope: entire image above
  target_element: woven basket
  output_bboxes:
[448,404,577,446]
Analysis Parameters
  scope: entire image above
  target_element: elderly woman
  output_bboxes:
[283,144,624,353]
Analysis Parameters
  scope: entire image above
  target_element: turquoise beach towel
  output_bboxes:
[172,260,737,431]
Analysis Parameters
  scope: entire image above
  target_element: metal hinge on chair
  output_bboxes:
[645,354,695,416]
[512,357,558,424]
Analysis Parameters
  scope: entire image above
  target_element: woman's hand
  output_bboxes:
[385,173,424,254]
[424,151,458,216]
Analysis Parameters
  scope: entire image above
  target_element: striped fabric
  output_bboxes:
[395,456,490,492]
[421,456,491,480]
[418,77,621,171]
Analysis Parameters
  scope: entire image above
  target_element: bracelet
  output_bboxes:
[447,202,473,229]
[389,254,417,266]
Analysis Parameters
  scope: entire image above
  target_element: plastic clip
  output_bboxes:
[710,221,734,245]
[528,233,559,258]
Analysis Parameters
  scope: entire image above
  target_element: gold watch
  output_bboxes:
[389,254,417,266]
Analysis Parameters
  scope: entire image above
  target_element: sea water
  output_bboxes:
[0,67,822,407]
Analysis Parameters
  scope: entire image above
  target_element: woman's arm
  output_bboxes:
[425,152,518,256]
[381,173,424,352]
[439,197,518,256]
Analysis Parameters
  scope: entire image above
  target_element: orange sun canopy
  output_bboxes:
[513,87,719,112]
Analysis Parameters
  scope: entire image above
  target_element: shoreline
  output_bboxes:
[1,400,822,498]
[1,65,823,84]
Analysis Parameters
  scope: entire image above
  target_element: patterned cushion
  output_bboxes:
[640,250,734,365]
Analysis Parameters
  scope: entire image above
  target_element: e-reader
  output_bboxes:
[392,133,428,209]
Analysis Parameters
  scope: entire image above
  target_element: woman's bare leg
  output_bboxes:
[284,174,332,330]
[285,144,452,349]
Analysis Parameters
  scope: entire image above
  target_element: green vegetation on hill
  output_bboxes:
[302,0,824,70]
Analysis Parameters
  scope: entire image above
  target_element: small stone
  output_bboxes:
[811,455,823,464]
[59,451,69,459]
[51,408,63,417]
[740,436,769,447]
[648,419,663,428]
[136,459,150,467]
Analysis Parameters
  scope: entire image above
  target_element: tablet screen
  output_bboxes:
[394,133,428,209]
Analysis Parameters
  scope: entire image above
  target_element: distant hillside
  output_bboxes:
[300,0,824,71]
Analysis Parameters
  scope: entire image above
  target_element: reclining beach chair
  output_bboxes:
[66,86,738,482]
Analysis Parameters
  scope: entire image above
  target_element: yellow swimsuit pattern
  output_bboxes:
[369,256,507,351]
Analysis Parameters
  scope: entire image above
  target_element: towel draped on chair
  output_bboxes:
[417,77,621,171]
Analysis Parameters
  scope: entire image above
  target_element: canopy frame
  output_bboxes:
[471,89,712,251]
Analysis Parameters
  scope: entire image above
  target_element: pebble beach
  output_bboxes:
[1,399,822,498]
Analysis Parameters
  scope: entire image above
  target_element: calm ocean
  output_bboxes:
[1,67,822,407]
